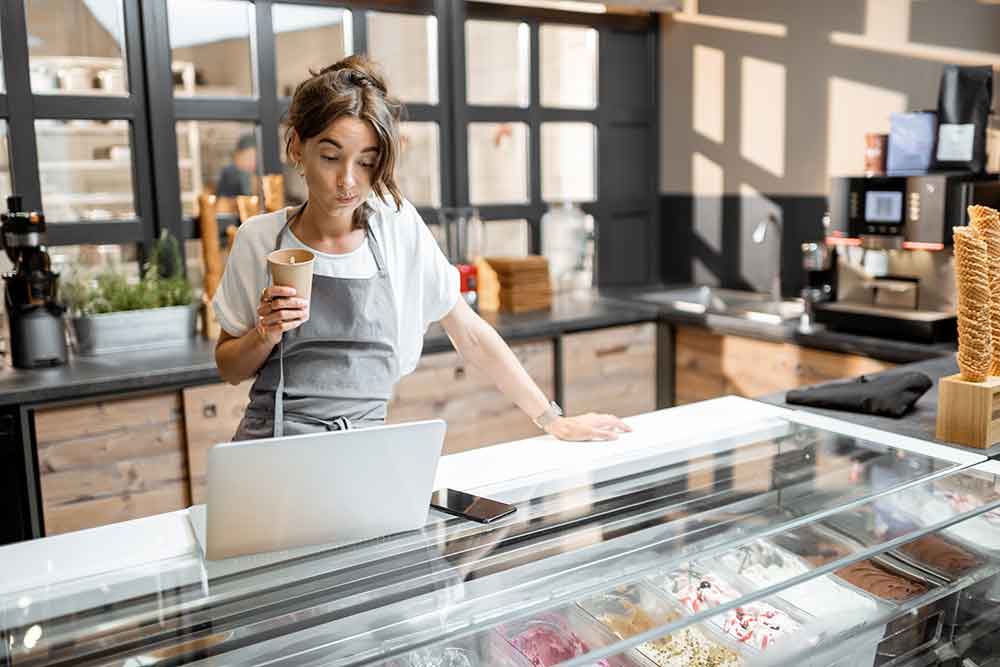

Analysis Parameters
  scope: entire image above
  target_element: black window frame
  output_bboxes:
[0,0,657,284]
[1,0,157,254]
[458,2,655,259]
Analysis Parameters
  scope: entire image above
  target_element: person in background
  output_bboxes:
[215,133,258,197]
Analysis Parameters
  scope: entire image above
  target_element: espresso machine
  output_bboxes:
[813,172,1000,342]
[2,195,68,368]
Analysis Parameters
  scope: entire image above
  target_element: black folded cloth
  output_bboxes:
[785,371,933,418]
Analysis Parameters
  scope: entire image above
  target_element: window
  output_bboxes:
[273,5,352,98]
[367,12,438,105]
[541,122,596,202]
[0,1,653,286]
[167,0,255,97]
[36,119,135,221]
[26,0,129,96]
[0,122,10,202]
[465,20,529,107]
[177,121,259,217]
[540,24,597,109]
[398,122,441,208]
[468,123,530,205]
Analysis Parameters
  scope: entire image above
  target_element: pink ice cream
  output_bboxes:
[507,623,608,667]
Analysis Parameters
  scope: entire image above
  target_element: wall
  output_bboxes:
[659,0,1000,294]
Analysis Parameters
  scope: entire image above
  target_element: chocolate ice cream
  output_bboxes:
[899,534,981,577]
[834,559,927,602]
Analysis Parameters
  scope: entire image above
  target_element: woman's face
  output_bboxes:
[292,116,379,222]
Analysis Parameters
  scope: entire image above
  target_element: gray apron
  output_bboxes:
[233,205,400,440]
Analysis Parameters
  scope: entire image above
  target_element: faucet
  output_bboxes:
[752,212,783,304]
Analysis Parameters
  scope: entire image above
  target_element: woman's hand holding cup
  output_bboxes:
[256,286,309,344]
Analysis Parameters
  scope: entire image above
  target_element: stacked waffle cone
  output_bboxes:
[969,205,1000,375]
[954,206,1000,382]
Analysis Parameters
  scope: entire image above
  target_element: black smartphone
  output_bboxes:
[430,488,516,523]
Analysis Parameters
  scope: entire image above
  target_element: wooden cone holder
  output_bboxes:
[936,373,1000,448]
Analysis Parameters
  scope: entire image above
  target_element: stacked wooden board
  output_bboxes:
[477,256,552,313]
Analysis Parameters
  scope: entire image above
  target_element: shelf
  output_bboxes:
[35,122,129,135]
[43,192,197,205]
[39,159,193,171]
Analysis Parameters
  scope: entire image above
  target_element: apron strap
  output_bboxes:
[272,203,304,439]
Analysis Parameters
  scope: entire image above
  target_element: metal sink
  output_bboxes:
[633,286,804,325]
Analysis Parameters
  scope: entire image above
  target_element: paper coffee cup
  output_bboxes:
[267,248,315,301]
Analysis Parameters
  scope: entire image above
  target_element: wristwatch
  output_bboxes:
[532,401,563,430]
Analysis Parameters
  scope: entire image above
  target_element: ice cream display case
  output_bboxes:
[4,398,1000,667]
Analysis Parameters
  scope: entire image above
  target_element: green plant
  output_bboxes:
[60,231,195,316]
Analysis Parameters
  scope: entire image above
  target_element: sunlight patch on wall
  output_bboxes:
[693,45,725,144]
[740,56,786,178]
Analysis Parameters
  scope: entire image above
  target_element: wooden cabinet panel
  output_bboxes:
[562,323,657,417]
[35,392,190,535]
[674,326,895,405]
[388,340,555,454]
[182,380,253,504]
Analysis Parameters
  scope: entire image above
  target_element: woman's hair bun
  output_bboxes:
[316,55,388,95]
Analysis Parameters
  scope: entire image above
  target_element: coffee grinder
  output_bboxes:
[2,195,68,368]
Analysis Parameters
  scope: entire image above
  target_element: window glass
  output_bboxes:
[277,125,306,207]
[465,20,529,107]
[274,5,352,98]
[468,122,529,205]
[398,122,441,208]
[0,121,10,206]
[541,122,597,202]
[168,0,255,97]
[25,0,128,95]
[177,121,259,217]
[36,119,135,221]
[482,218,530,256]
[51,243,140,281]
[367,12,438,104]
[540,24,598,109]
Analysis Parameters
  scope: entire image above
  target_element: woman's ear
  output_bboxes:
[289,130,304,166]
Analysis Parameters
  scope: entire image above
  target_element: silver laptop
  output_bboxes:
[204,419,446,560]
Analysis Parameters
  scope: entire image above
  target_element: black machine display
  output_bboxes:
[430,488,517,523]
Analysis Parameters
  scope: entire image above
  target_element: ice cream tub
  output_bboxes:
[496,604,655,667]
[577,582,746,667]
[380,630,532,667]
[717,539,889,628]
[645,563,806,654]
[891,532,986,582]
[645,564,744,615]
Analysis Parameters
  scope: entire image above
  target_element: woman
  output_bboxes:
[213,56,631,443]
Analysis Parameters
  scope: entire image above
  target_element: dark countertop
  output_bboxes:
[0,290,658,408]
[599,285,955,365]
[757,356,1000,458]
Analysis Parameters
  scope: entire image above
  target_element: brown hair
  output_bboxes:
[283,55,404,230]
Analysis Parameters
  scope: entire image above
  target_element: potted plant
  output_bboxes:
[61,231,198,355]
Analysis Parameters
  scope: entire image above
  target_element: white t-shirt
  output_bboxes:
[212,196,460,376]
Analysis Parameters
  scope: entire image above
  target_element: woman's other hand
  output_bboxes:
[544,413,632,442]
[255,286,309,344]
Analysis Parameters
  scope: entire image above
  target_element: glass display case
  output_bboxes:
[3,405,1000,667]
